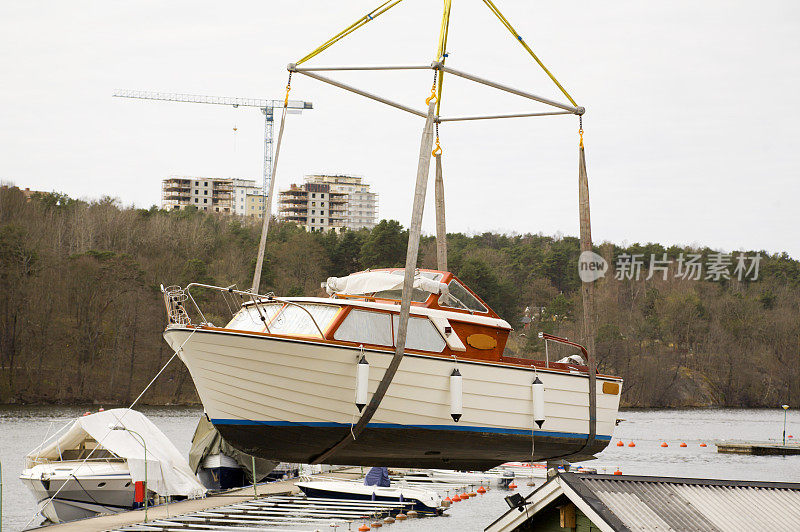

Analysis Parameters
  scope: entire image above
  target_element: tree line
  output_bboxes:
[1,185,798,407]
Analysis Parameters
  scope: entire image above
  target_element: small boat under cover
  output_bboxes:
[20,408,205,523]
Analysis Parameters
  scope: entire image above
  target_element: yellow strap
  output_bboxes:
[434,0,452,116]
[296,0,405,66]
[481,0,578,108]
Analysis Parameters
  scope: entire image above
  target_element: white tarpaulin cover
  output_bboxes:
[27,408,205,498]
[325,271,448,297]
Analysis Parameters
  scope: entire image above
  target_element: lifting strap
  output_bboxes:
[295,0,406,66]
[252,77,291,293]
[434,152,447,271]
[480,0,578,107]
[576,128,597,455]
[310,101,437,465]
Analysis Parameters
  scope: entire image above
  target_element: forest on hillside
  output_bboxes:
[1,185,799,407]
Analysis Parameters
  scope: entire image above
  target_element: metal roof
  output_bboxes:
[487,473,800,532]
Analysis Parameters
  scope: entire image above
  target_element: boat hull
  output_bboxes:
[165,327,621,470]
[214,421,607,471]
[19,463,134,523]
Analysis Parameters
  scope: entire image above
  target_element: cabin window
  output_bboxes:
[334,310,393,346]
[268,303,340,337]
[227,302,283,330]
[392,315,445,352]
[439,280,487,313]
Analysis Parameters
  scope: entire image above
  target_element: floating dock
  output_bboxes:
[716,442,800,455]
[30,467,487,532]
[30,467,357,532]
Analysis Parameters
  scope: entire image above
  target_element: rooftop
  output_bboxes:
[487,472,800,532]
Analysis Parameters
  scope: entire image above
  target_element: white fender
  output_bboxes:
[532,376,545,428]
[450,368,463,422]
[355,355,369,412]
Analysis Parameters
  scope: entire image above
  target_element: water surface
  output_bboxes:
[1,407,799,531]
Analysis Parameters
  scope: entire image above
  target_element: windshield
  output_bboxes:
[438,280,488,313]
[227,302,340,338]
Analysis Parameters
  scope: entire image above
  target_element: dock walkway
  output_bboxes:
[716,442,800,455]
[32,468,364,532]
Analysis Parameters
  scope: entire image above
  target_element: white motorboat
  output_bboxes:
[20,408,205,523]
[296,478,442,515]
[162,269,623,470]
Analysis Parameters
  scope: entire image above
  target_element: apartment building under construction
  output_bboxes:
[161,176,264,216]
[277,174,378,232]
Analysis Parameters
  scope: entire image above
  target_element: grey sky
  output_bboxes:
[1,1,798,257]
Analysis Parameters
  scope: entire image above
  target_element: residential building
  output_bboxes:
[231,178,261,216]
[245,192,266,219]
[277,174,378,232]
[161,176,233,214]
[161,176,264,216]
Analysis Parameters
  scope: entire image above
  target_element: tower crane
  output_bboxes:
[112,89,313,199]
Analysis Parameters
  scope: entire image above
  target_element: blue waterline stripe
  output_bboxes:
[211,418,611,441]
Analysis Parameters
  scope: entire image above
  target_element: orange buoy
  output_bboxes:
[83,411,90,416]
[508,483,517,489]
[383,516,395,524]
[407,510,418,518]
[628,442,635,447]
[616,441,624,447]
[477,486,486,494]
[98,407,104,412]
[452,494,461,502]
[396,513,407,521]
[679,442,687,447]
[445,495,452,502]
[700,443,707,447]
[358,525,370,531]
[613,468,622,475]
[661,442,668,447]
[371,522,382,528]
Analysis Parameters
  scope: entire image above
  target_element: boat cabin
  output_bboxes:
[220,269,527,365]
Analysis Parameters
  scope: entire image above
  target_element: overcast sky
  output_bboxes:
[1,1,798,257]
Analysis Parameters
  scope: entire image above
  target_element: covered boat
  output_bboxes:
[20,408,205,523]
[162,269,622,470]
[188,415,279,490]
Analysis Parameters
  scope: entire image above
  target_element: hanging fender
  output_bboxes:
[532,376,545,428]
[355,355,369,412]
[450,368,462,422]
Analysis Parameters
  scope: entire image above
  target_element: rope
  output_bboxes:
[480,0,578,107]
[25,328,197,528]
[295,0,406,66]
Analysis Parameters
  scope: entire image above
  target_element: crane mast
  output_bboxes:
[112,89,313,199]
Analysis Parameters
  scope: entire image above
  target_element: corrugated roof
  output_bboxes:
[564,474,800,532]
